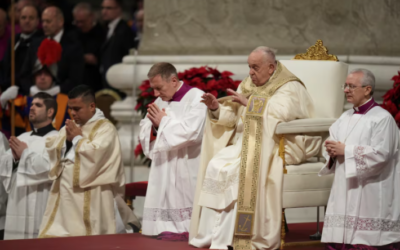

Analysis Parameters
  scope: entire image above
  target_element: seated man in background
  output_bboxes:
[0,65,71,136]
[320,69,400,249]
[1,4,43,92]
[0,93,58,239]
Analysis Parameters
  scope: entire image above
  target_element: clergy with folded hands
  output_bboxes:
[38,85,136,237]
[320,69,400,249]
[139,62,207,238]
[0,92,58,239]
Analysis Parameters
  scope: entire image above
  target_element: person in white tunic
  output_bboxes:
[190,47,318,250]
[320,69,400,249]
[0,132,9,240]
[0,92,58,240]
[139,62,207,237]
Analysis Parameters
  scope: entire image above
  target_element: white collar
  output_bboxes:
[29,85,58,96]
[177,81,183,91]
[354,97,372,111]
[50,29,64,43]
[83,108,106,126]
[20,32,34,39]
[108,17,121,30]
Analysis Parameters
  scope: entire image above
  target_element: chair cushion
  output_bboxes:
[283,161,334,208]
[125,181,148,197]
[275,118,336,134]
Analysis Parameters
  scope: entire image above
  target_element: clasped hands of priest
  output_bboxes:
[65,119,83,142]
[325,140,345,158]
[147,103,167,129]
[201,88,248,110]
[9,136,28,161]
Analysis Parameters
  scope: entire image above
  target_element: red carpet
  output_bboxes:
[0,222,325,250]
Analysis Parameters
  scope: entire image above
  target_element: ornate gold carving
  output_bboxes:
[294,40,338,61]
[280,209,286,250]
[95,88,122,101]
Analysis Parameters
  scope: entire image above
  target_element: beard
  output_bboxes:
[29,112,47,125]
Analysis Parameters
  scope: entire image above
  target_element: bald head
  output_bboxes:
[0,9,7,37]
[247,46,278,86]
[42,6,64,37]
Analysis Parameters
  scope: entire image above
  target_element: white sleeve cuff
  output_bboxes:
[66,135,83,162]
[345,145,357,178]
[72,135,83,145]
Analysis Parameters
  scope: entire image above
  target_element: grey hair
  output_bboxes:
[73,2,93,15]
[252,46,277,64]
[349,68,375,95]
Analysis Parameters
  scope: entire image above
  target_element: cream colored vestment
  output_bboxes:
[189,62,318,250]
[39,109,134,237]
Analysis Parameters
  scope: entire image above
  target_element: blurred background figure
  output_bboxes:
[1,4,42,92]
[0,9,10,61]
[73,2,105,92]
[100,0,136,98]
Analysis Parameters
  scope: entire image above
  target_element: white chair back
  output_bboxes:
[280,60,348,119]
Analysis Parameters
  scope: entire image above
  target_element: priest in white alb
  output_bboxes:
[0,132,9,240]
[139,62,207,238]
[39,85,136,237]
[189,47,319,250]
[320,69,400,249]
[0,93,58,239]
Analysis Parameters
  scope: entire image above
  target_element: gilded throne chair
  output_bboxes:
[278,41,348,248]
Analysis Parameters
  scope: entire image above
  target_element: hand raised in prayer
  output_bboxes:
[201,93,219,111]
[9,136,28,160]
[65,119,83,142]
[227,89,248,107]
[147,103,167,128]
[325,140,345,157]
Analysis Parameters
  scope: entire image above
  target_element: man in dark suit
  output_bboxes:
[18,6,84,96]
[100,0,136,97]
[1,5,43,92]
[73,3,105,93]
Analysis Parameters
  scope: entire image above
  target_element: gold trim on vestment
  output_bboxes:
[38,178,61,238]
[40,119,110,238]
[48,136,67,178]
[84,189,92,235]
[233,63,302,250]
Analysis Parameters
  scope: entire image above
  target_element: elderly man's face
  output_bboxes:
[35,70,53,91]
[42,7,64,37]
[247,51,275,86]
[136,10,144,33]
[73,10,93,33]
[150,74,180,101]
[344,72,372,107]
[20,6,39,34]
[101,0,122,22]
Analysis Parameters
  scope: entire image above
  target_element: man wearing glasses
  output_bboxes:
[320,69,400,249]
[100,0,136,98]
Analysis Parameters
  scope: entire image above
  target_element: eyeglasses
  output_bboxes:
[341,84,367,91]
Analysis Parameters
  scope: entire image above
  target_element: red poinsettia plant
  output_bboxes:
[381,71,400,127]
[134,66,241,163]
